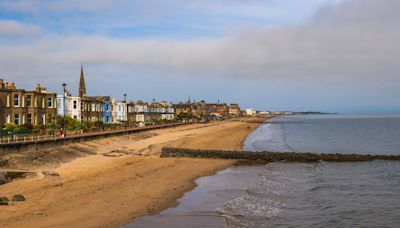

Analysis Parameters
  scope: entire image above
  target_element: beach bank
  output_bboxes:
[0,118,266,227]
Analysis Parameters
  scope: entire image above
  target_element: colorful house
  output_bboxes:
[102,97,112,124]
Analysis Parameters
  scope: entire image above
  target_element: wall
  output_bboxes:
[0,123,188,155]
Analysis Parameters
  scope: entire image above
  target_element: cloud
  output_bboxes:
[1,0,399,82]
[1,0,399,80]
[0,0,399,111]
[0,0,40,13]
[0,20,42,36]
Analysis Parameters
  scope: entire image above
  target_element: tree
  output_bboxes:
[94,121,105,131]
[2,123,17,138]
[47,123,59,135]
[68,119,82,133]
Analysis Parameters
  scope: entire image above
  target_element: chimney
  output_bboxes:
[41,87,48,93]
[36,83,41,93]
[6,82,16,89]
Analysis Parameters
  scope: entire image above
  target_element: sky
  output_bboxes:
[0,0,399,113]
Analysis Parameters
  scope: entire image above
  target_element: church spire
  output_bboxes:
[79,65,87,97]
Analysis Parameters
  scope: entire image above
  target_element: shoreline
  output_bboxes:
[0,117,267,227]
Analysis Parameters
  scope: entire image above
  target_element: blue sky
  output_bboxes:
[0,0,399,113]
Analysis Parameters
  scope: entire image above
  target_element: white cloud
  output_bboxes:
[0,20,42,36]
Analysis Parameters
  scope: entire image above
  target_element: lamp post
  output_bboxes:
[62,83,67,116]
[123,93,127,131]
[62,83,67,136]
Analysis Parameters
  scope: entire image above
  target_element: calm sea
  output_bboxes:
[127,114,400,227]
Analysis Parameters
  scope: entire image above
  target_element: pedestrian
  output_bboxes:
[60,128,65,138]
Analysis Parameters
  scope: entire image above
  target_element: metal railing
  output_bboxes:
[0,134,59,144]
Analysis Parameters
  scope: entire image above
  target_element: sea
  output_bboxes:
[126,114,400,228]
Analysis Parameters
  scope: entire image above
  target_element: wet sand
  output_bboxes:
[0,118,265,228]
[127,165,265,228]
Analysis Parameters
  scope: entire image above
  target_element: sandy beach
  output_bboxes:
[0,118,265,228]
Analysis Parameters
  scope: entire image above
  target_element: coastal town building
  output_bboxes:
[102,97,112,124]
[229,103,241,117]
[127,102,137,125]
[79,66,104,122]
[160,101,175,121]
[206,102,230,119]
[132,100,147,124]
[56,90,81,121]
[244,108,258,116]
[112,98,127,124]
[174,100,208,120]
[1,67,243,129]
[127,100,175,126]
[0,78,57,127]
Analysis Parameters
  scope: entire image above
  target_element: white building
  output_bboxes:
[161,107,175,120]
[57,93,81,121]
[112,98,127,123]
[244,108,257,116]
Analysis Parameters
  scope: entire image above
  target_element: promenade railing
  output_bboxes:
[0,122,187,145]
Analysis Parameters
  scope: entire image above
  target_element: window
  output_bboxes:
[14,114,20,125]
[80,102,83,111]
[14,94,20,107]
[73,100,77,109]
[73,115,77,119]
[47,97,53,108]
[26,95,32,107]
[27,114,32,124]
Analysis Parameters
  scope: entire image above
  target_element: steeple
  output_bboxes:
[79,65,87,97]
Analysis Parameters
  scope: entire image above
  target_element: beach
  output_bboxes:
[0,118,265,227]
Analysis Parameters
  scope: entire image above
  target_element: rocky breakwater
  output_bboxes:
[160,147,400,162]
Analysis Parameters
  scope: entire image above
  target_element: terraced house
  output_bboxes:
[0,78,57,127]
[127,100,175,126]
[57,86,81,121]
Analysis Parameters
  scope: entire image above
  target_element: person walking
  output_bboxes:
[60,128,65,138]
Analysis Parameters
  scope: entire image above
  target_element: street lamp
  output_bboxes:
[62,83,67,117]
[123,93,127,131]
[62,83,67,137]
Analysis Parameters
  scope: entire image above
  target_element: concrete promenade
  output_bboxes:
[0,123,189,154]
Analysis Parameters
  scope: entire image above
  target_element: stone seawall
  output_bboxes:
[0,123,188,155]
[161,147,400,162]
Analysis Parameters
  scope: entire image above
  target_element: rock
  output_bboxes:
[32,212,44,216]
[0,172,7,185]
[0,197,9,205]
[42,171,60,177]
[12,194,26,202]
[5,172,26,180]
